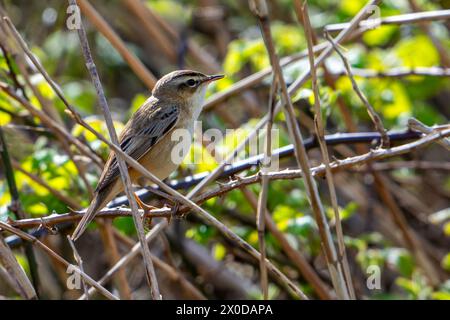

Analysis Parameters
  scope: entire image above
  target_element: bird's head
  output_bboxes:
[152,70,224,104]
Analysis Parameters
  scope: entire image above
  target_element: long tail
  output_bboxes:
[71,193,107,241]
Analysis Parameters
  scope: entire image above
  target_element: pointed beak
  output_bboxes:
[204,74,225,82]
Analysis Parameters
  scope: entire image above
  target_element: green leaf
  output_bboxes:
[113,217,135,236]
[441,253,450,272]
[386,248,414,277]
[213,243,226,261]
[287,215,317,237]
[363,25,398,47]
[396,277,420,297]
[431,291,450,300]
[395,35,439,68]
[272,204,299,231]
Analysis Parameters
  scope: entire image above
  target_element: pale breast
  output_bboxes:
[129,93,205,183]
[129,123,195,183]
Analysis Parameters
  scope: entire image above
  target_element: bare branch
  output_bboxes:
[0,235,36,299]
[300,0,355,299]
[408,118,450,151]
[77,0,157,89]
[69,0,160,300]
[325,9,450,32]
[0,221,118,300]
[67,236,89,298]
[325,31,389,148]
[250,0,352,299]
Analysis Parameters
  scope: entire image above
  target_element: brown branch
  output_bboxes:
[0,235,36,299]
[11,159,83,210]
[0,126,41,296]
[0,221,118,300]
[10,207,170,229]
[240,187,334,300]
[407,1,450,67]
[1,16,104,168]
[250,0,350,299]
[79,220,167,299]
[325,9,450,32]
[254,75,277,299]
[373,173,441,286]
[77,0,157,89]
[408,118,450,151]
[300,1,355,299]
[70,0,160,299]
[98,221,133,299]
[141,4,221,73]
[67,236,89,298]
[8,129,450,232]
[122,0,177,63]
[325,31,389,148]
[0,82,104,168]
[334,66,450,78]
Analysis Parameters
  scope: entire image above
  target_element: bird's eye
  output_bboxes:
[186,79,197,87]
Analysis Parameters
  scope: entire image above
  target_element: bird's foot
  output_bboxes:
[133,192,158,227]
[133,193,178,227]
[164,200,180,225]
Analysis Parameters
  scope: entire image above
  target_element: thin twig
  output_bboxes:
[122,0,177,62]
[0,221,118,300]
[98,220,133,299]
[79,220,167,300]
[0,126,40,296]
[240,187,334,300]
[0,44,28,99]
[407,1,450,67]
[325,9,450,32]
[408,118,450,151]
[373,173,441,286]
[141,4,221,73]
[10,207,171,229]
[335,66,450,78]
[189,0,382,208]
[255,75,277,299]
[1,16,104,168]
[69,0,160,300]
[0,235,36,299]
[7,130,449,237]
[67,236,89,298]
[77,0,157,89]
[11,159,83,210]
[325,31,389,148]
[301,1,355,299]
[250,0,350,299]
[0,82,104,168]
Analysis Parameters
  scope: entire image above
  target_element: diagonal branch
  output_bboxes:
[69,0,160,300]
[300,1,355,299]
[0,221,118,300]
[250,0,350,299]
[325,31,389,148]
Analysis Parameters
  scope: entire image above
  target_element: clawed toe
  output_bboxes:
[133,192,180,227]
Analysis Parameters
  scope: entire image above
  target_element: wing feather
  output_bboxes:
[96,101,180,193]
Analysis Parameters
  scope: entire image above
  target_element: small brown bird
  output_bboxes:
[72,70,224,240]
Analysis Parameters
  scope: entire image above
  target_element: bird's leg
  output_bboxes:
[162,198,181,224]
[145,187,180,224]
[133,192,158,226]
